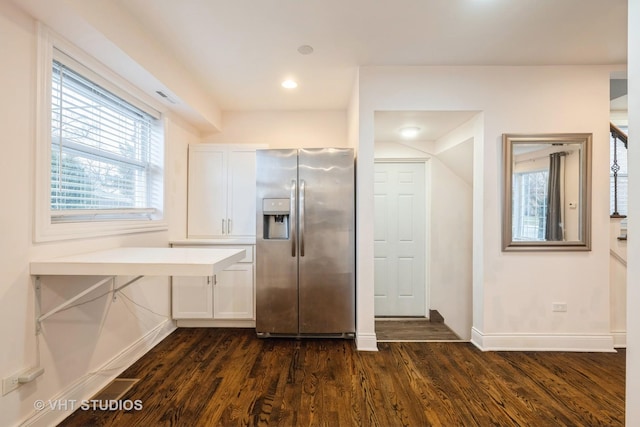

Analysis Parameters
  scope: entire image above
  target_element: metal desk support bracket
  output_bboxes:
[35,275,144,334]
[112,275,144,302]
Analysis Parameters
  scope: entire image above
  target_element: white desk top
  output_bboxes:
[30,247,246,277]
[170,238,256,246]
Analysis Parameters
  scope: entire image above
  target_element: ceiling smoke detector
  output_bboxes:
[297,45,314,55]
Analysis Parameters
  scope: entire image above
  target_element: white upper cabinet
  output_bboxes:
[227,149,258,237]
[187,146,226,237]
[187,144,259,238]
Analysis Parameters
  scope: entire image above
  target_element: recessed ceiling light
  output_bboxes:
[400,127,420,138]
[281,79,298,89]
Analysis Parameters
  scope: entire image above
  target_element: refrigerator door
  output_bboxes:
[298,148,355,334]
[256,149,299,334]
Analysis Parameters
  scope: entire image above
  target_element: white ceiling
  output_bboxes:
[375,111,479,143]
[116,0,627,111]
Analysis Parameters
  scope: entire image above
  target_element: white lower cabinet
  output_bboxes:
[172,244,255,322]
[172,275,214,319]
[214,263,254,319]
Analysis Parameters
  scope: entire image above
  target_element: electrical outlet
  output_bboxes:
[552,302,567,312]
[2,372,21,396]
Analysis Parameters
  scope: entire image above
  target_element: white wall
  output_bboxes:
[348,72,380,350]
[627,0,640,423]
[204,111,347,148]
[564,150,581,242]
[430,124,474,339]
[429,156,473,339]
[374,140,434,158]
[358,65,617,351]
[429,117,476,340]
[0,4,196,425]
[166,114,201,241]
[609,219,627,348]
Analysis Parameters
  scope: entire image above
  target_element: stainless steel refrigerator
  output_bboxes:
[256,148,355,337]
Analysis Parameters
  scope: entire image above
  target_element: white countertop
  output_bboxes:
[30,247,246,277]
[170,238,256,246]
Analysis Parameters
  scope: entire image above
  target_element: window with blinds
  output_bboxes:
[50,55,161,222]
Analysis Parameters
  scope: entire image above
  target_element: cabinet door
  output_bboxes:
[187,147,227,238]
[227,149,257,237]
[213,263,254,319]
[172,276,213,319]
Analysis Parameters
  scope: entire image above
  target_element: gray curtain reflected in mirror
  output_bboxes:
[546,152,564,241]
[503,134,592,251]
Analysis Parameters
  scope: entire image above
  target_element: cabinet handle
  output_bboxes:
[222,219,226,234]
[227,219,232,234]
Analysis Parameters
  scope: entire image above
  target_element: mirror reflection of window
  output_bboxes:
[511,144,581,242]
[513,170,548,241]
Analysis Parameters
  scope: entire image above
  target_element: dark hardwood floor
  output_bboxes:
[60,328,625,426]
[375,318,461,341]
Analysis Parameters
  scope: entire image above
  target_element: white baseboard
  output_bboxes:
[176,319,256,328]
[611,330,627,348]
[356,332,378,351]
[21,319,176,427]
[471,327,616,352]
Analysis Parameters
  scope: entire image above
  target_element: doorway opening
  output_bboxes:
[373,110,476,342]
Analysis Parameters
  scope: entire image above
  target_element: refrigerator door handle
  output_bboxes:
[290,179,297,257]
[300,179,305,257]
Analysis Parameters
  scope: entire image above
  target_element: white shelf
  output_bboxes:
[30,247,246,277]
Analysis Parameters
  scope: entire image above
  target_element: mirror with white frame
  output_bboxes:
[502,133,592,251]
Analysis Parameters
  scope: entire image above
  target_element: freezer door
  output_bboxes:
[298,148,355,334]
[256,149,299,334]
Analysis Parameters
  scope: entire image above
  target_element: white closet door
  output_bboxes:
[374,162,426,316]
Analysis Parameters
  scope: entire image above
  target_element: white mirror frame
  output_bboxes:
[502,133,592,252]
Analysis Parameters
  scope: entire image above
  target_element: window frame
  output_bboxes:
[35,24,168,242]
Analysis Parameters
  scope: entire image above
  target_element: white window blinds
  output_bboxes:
[50,54,161,222]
